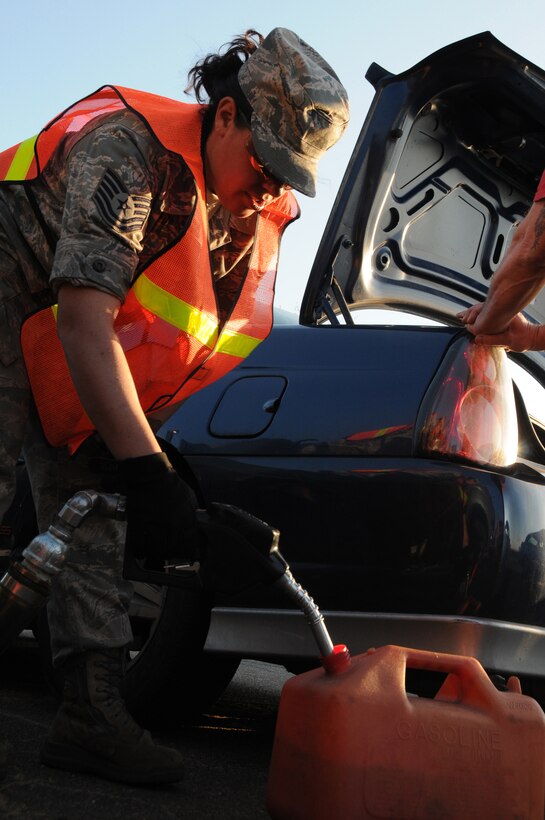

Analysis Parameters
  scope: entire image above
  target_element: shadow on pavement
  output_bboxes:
[1,640,291,819]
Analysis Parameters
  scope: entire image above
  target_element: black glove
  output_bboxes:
[120,452,199,560]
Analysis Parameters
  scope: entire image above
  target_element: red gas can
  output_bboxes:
[266,645,545,819]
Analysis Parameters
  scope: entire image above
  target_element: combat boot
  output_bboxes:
[40,648,184,785]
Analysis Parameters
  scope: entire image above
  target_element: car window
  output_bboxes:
[509,359,545,427]
[332,308,444,326]
[352,309,442,325]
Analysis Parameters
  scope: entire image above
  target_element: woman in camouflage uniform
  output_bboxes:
[0,28,348,784]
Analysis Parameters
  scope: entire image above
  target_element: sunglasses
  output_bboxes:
[245,138,292,193]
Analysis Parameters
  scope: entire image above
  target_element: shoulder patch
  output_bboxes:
[93,169,151,235]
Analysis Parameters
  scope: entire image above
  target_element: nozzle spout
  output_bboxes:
[274,569,335,658]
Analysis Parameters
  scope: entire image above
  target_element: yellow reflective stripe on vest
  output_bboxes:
[134,273,262,358]
[216,328,263,358]
[49,277,263,360]
[4,135,38,180]
[133,274,218,348]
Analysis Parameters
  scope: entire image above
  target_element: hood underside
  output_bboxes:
[301,32,545,339]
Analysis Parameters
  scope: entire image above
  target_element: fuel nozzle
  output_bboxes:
[193,502,288,592]
[194,503,350,671]
[122,497,350,670]
[273,566,351,674]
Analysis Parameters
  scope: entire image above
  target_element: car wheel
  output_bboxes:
[123,583,241,728]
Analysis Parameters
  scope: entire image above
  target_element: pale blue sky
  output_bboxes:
[2,0,545,311]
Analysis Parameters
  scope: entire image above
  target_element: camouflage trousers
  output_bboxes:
[23,407,134,666]
[1,389,134,667]
[0,244,133,667]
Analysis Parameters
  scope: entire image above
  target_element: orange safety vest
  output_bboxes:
[0,86,299,452]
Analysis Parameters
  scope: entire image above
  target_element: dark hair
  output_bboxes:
[185,29,263,134]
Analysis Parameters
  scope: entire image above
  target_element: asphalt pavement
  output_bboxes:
[0,640,293,820]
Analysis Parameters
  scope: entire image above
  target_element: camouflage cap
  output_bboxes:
[237,28,349,198]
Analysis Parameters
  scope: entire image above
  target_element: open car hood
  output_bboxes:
[301,32,545,364]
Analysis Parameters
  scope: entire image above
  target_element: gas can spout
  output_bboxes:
[320,643,351,674]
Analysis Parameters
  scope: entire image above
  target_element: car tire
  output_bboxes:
[123,585,241,728]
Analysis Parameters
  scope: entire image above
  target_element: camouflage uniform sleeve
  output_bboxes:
[49,120,155,301]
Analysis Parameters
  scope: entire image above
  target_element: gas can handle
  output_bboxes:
[400,646,510,706]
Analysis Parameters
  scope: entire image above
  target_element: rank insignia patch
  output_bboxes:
[93,169,151,235]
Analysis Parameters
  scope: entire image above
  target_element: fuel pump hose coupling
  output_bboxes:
[0,490,125,656]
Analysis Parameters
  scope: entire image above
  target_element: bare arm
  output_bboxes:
[458,200,545,348]
[56,283,161,459]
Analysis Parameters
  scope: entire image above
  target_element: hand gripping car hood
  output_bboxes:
[301,32,545,367]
